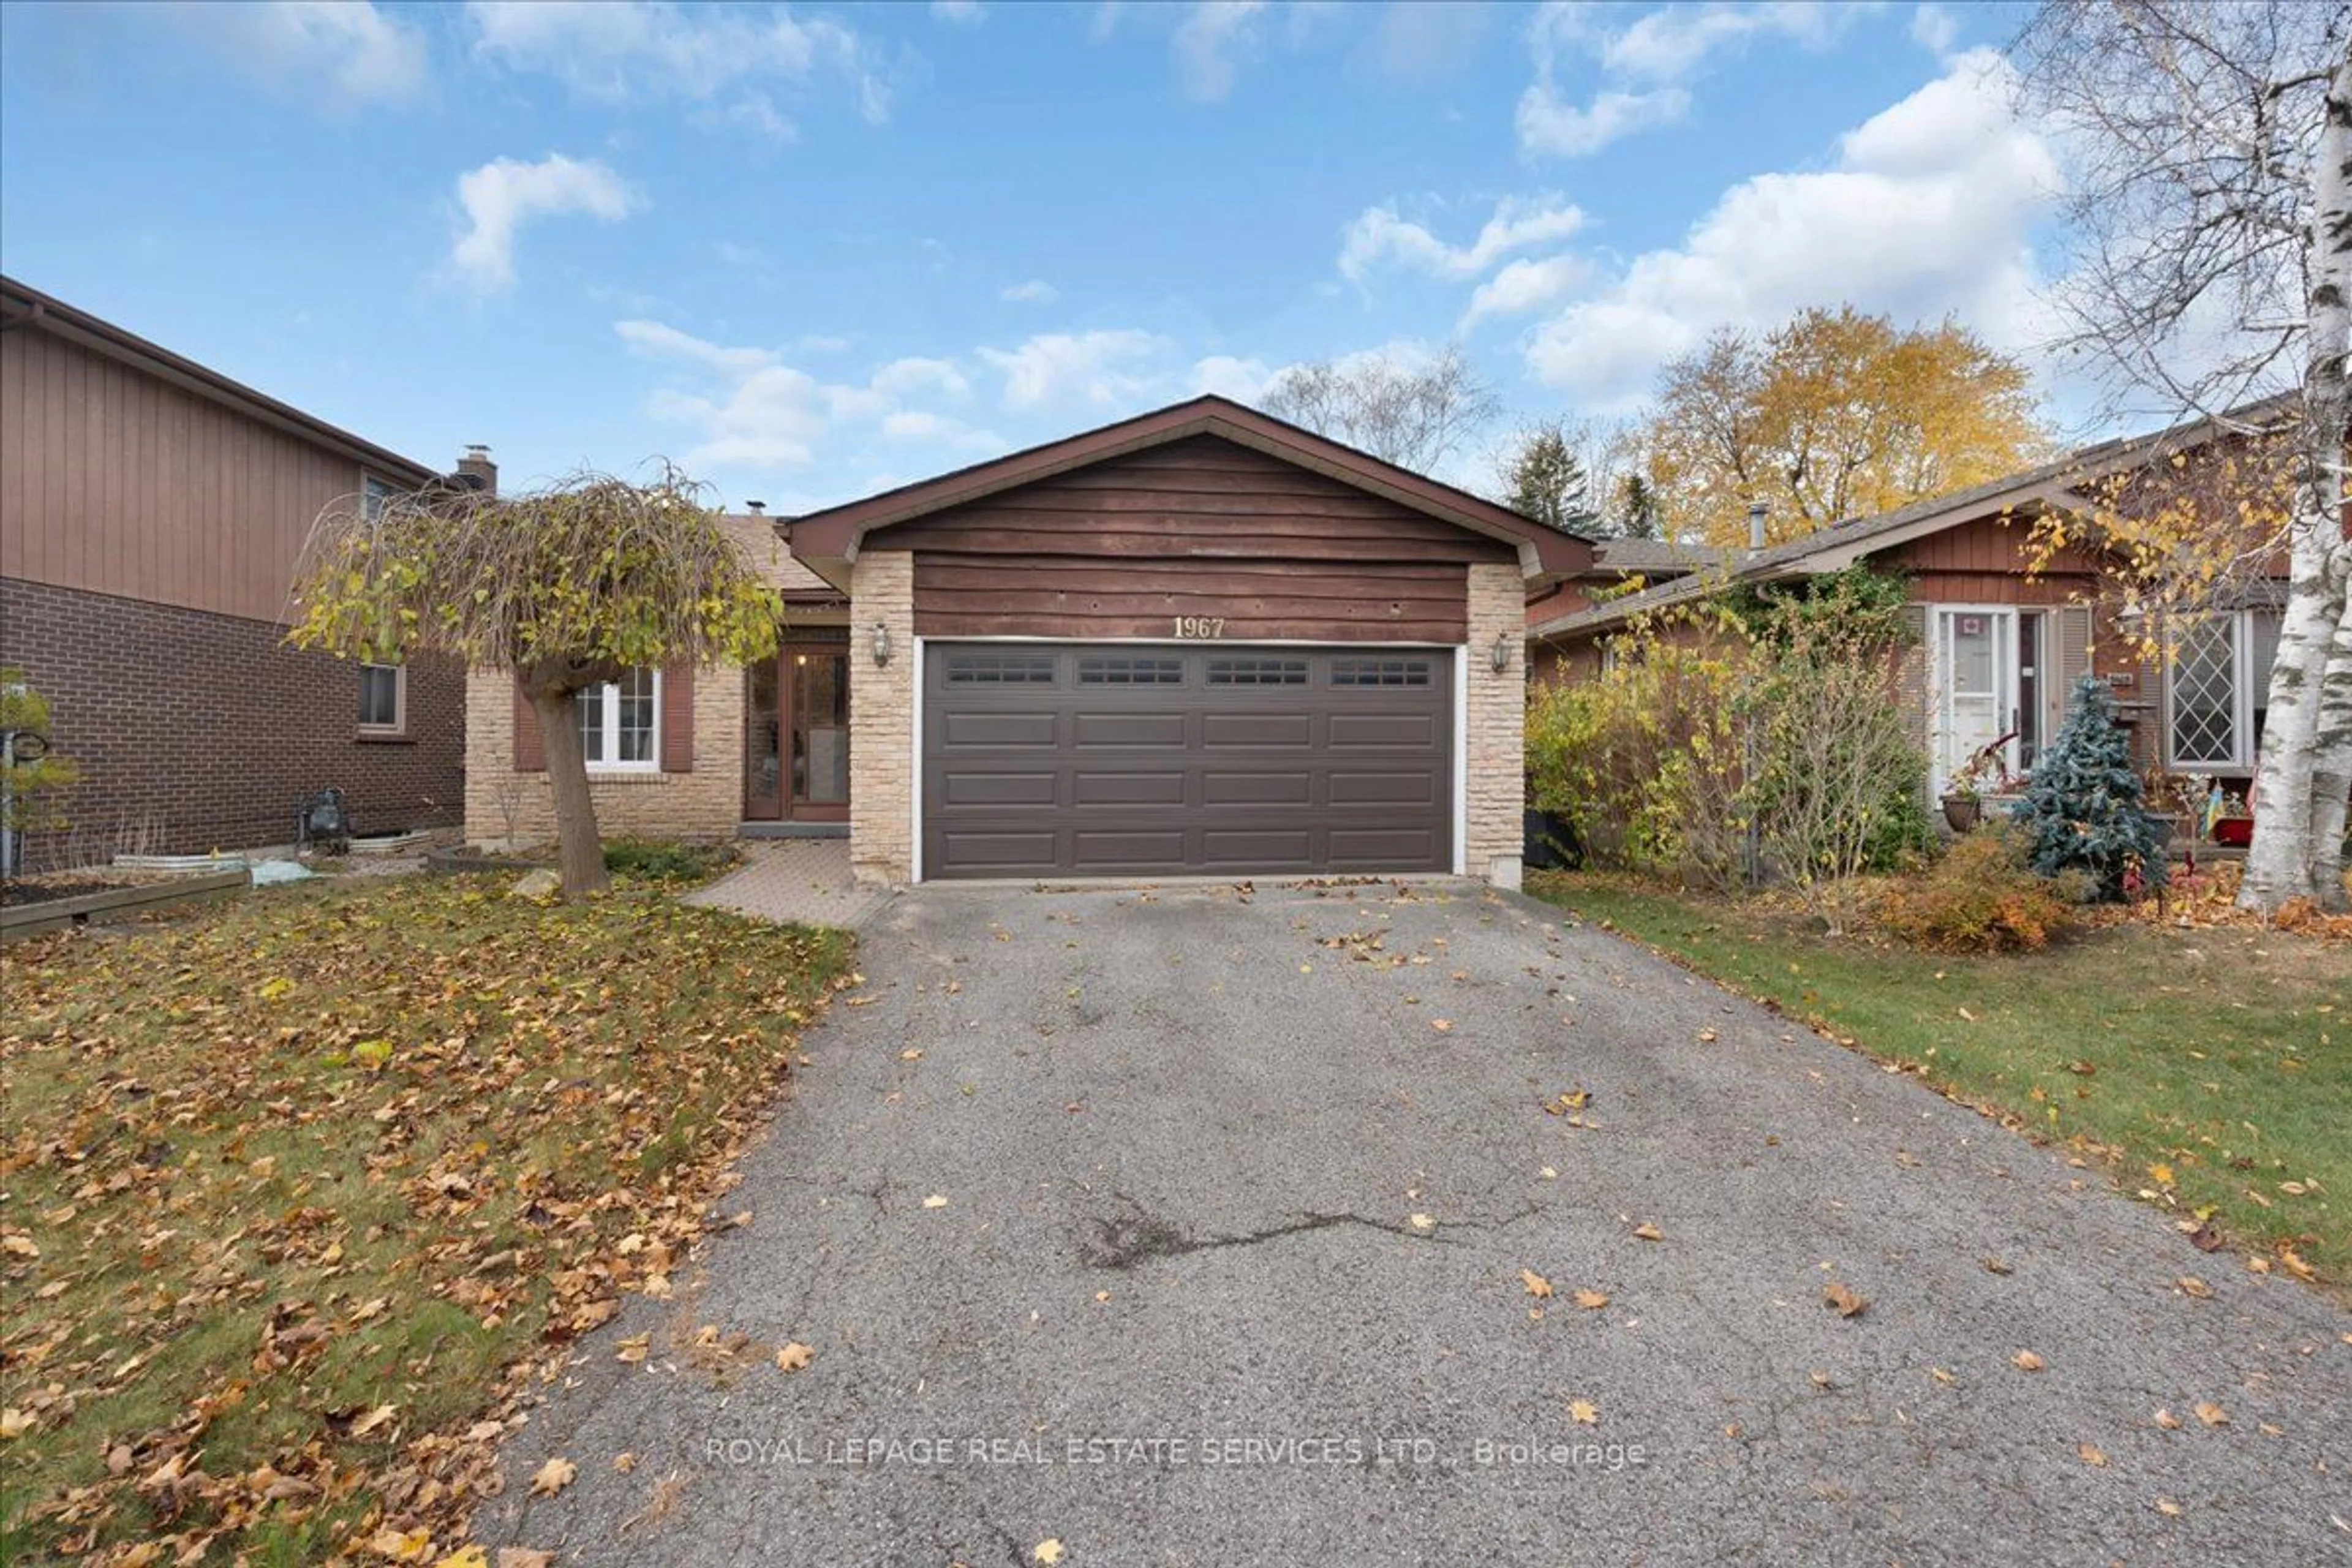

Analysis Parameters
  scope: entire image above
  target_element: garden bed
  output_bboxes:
[0,867,251,943]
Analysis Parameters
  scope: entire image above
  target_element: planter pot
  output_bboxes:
[2212,816,2254,849]
[1940,796,1983,834]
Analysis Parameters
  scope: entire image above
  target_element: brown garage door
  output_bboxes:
[922,642,1454,880]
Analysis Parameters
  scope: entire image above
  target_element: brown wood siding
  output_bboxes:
[0,325,380,625]
[895,435,1502,641]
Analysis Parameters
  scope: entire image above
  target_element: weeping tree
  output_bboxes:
[289,466,781,899]
[2018,2,2352,913]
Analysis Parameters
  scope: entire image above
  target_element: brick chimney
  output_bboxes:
[456,444,497,496]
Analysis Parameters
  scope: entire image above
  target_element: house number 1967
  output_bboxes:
[1173,616,1226,638]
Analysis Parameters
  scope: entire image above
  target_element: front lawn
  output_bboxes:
[1,873,853,1564]
[1529,873,2349,1297]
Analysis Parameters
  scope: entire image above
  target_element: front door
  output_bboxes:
[1934,608,2018,794]
[744,635,852,822]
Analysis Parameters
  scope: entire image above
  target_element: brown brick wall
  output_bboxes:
[0,577,463,867]
[849,552,916,886]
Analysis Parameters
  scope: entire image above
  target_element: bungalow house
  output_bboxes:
[1524,404,2297,805]
[463,395,1591,888]
[0,276,476,866]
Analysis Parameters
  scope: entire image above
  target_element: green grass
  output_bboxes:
[1529,872,2350,1296]
[1,871,853,1562]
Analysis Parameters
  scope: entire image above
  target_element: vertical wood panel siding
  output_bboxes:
[0,326,379,626]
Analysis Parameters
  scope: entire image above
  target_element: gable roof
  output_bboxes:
[1526,394,2301,642]
[786,394,1593,587]
[1,274,438,486]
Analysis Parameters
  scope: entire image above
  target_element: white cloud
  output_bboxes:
[1909,3,1958,55]
[466,0,892,123]
[1340,194,1586,284]
[872,356,972,401]
[1000,279,1061,304]
[1173,1,1267,101]
[1190,354,1275,402]
[163,0,428,106]
[1516,85,1690,157]
[931,0,984,21]
[616,318,776,375]
[449,154,643,292]
[619,321,999,472]
[1525,48,2060,407]
[979,330,1171,410]
[1600,1,1856,80]
[1518,1,1873,158]
[1463,254,1591,325]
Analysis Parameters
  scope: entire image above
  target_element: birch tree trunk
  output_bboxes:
[2301,557,2352,908]
[2241,50,2352,913]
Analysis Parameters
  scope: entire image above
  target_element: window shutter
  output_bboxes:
[513,682,546,771]
[660,663,695,773]
[2056,606,2093,685]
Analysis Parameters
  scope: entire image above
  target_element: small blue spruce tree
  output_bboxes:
[2010,674,2167,900]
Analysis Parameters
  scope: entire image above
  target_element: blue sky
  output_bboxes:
[0,1,2058,510]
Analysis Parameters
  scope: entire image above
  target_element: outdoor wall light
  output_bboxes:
[1490,630,1513,674]
[871,622,894,668]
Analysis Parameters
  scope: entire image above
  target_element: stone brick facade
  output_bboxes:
[0,576,464,867]
[462,665,747,848]
[1465,561,1526,889]
[848,551,916,886]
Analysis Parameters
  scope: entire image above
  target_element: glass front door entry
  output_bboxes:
[745,636,851,822]
[1936,608,2018,794]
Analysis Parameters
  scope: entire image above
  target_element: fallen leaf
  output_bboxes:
[1697,1028,1719,1043]
[922,1194,949,1209]
[498,1552,557,1568]
[2012,1351,2045,1373]
[1930,1368,1956,1385]
[2078,1443,2109,1467]
[1431,1019,1453,1033]
[2154,1410,2183,1430]
[350,1403,398,1438]
[1631,1222,1664,1242]
[2149,1163,2174,1185]
[1033,1541,1065,1565]
[615,1333,650,1363]
[2193,1401,2228,1428]
[1822,1283,1867,1318]
[776,1341,813,1372]
[1,1235,37,1259]
[530,1457,577,1498]
[613,1452,638,1472]
[1408,1213,1435,1232]
[1983,1257,2014,1275]
[434,1550,489,1568]
[0,1409,31,1439]
[2154,1498,2183,1517]
[1568,1398,1599,1425]
[899,1049,923,1060]
[2176,1276,2213,1300]
[1572,1289,1609,1310]
[1538,1166,1558,1180]
[1519,1268,1553,1298]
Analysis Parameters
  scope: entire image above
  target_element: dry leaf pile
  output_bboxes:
[0,875,854,1564]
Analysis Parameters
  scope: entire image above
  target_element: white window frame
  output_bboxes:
[357,662,406,736]
[579,668,662,773]
[2166,609,2274,771]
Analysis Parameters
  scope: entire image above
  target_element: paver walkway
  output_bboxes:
[684,839,894,929]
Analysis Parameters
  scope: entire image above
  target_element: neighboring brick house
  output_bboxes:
[1524,404,2296,804]
[0,276,473,865]
[463,396,1590,888]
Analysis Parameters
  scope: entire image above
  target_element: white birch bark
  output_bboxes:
[2299,550,2352,907]
[2241,49,2352,912]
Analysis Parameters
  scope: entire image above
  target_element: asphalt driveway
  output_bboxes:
[483,880,2350,1566]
